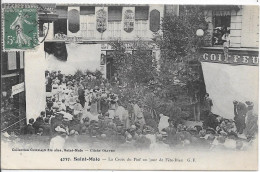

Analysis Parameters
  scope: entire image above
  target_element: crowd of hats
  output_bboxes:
[15,70,257,150]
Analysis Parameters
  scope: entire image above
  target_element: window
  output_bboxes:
[135,6,149,20]
[80,6,95,15]
[108,6,122,22]
[108,21,121,39]
[54,6,68,38]
[135,20,148,37]
[212,11,231,45]
[108,7,122,39]
[54,19,67,37]
[135,6,149,38]
[80,15,95,39]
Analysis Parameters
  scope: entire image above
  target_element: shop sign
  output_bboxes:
[12,82,24,96]
[201,49,259,66]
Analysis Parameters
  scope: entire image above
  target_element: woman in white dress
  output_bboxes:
[49,126,67,149]
[158,114,169,133]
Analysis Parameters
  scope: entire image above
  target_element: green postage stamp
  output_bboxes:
[3,8,38,50]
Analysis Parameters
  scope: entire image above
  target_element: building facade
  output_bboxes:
[41,4,172,79]
[198,5,259,119]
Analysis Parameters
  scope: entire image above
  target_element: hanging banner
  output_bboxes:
[11,82,25,96]
[124,9,134,33]
[96,9,107,33]
[150,9,160,32]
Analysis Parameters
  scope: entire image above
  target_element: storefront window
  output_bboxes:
[212,10,231,46]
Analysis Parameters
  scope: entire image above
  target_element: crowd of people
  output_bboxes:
[11,70,257,151]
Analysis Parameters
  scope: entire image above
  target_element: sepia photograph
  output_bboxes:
[1,1,259,170]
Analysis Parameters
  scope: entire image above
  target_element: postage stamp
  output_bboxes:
[3,8,38,50]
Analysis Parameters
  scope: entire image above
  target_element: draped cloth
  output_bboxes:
[201,62,258,119]
[45,44,101,75]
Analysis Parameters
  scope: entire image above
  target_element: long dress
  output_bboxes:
[133,104,145,124]
[158,114,169,132]
[90,93,98,115]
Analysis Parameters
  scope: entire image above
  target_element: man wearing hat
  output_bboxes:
[50,112,64,135]
[49,125,67,149]
[24,118,35,135]
[74,99,83,115]
[233,100,247,134]
[78,84,85,107]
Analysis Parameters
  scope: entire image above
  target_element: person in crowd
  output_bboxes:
[233,100,247,134]
[203,93,213,119]
[244,101,258,140]
[49,126,67,149]
[78,84,85,107]
[41,118,51,136]
[33,70,254,152]
[58,99,66,112]
[50,112,64,135]
[33,117,44,134]
[74,99,83,115]
[57,70,63,83]
[158,114,169,133]
[51,80,59,99]
[40,111,46,119]
[191,92,201,122]
[162,119,177,146]
[25,118,35,135]
[69,115,82,134]
[111,73,120,86]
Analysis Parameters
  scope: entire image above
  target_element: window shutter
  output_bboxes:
[108,6,122,21]
[68,9,80,33]
[80,6,95,15]
[150,9,160,32]
[135,6,149,20]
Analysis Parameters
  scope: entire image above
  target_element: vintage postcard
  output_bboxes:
[1,1,259,171]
